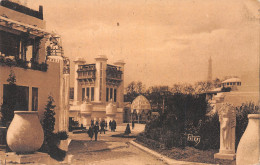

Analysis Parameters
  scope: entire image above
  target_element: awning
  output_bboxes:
[0,15,51,37]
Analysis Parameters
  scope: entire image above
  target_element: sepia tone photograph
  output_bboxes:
[0,0,259,164]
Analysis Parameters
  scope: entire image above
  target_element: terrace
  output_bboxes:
[106,64,122,86]
[0,0,43,20]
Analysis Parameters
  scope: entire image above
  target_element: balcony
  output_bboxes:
[0,55,48,72]
[106,64,122,86]
[77,64,96,85]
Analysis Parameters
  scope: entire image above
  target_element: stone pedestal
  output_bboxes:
[1,152,51,164]
[214,153,236,160]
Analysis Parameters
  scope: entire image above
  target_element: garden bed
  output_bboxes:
[135,136,235,165]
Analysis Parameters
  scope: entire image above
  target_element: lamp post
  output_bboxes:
[162,96,165,114]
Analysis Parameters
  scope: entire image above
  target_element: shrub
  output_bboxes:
[42,96,56,141]
[55,131,68,141]
[235,102,259,150]
[1,70,17,127]
[196,114,220,150]
[41,96,68,161]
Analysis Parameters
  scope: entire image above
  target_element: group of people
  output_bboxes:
[87,121,100,141]
[87,119,117,141]
[87,120,137,141]
[109,120,117,132]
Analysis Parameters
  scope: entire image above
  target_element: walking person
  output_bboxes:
[87,125,94,141]
[109,120,112,131]
[112,120,117,132]
[132,120,135,130]
[125,123,131,135]
[94,123,99,141]
[100,120,105,134]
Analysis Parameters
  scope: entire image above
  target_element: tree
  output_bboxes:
[126,81,136,94]
[135,81,145,94]
[42,96,56,140]
[212,78,222,88]
[125,81,144,102]
[194,81,212,94]
[1,70,17,126]
[172,83,195,95]
[145,85,171,113]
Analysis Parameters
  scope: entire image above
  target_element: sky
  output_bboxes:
[25,0,260,88]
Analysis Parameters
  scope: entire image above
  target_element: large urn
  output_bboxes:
[6,111,44,153]
[236,114,260,165]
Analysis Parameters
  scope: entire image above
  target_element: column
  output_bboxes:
[73,58,85,105]
[113,60,125,108]
[94,55,107,102]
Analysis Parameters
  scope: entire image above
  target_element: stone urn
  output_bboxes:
[236,114,260,165]
[6,111,44,153]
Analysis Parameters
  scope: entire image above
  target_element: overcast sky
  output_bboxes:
[26,0,260,87]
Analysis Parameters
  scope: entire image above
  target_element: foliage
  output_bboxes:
[142,93,208,149]
[141,101,260,151]
[124,81,145,102]
[41,96,68,161]
[235,102,259,149]
[42,96,56,140]
[55,131,69,140]
[0,56,48,71]
[196,114,220,150]
[1,70,17,126]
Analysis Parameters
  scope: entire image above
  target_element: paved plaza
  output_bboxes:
[65,124,167,165]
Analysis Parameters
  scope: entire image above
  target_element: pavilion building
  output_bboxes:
[69,55,125,126]
[131,95,151,123]
[0,0,70,133]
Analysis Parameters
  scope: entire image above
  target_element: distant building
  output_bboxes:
[207,70,259,111]
[0,0,70,132]
[131,95,151,123]
[221,78,241,89]
[69,55,125,126]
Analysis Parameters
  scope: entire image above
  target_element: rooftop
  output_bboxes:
[0,0,43,20]
[222,78,241,83]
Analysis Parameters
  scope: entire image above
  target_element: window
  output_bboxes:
[227,83,229,85]
[86,87,90,99]
[3,84,29,111]
[82,88,85,101]
[32,87,38,111]
[15,86,29,110]
[106,88,109,102]
[0,31,19,58]
[91,87,94,101]
[110,88,113,100]
[69,88,74,100]
[114,89,117,102]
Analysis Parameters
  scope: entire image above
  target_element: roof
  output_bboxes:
[131,95,151,110]
[222,78,241,83]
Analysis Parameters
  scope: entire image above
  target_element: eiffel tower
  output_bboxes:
[207,56,212,82]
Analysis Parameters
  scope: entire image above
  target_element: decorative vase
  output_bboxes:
[236,114,260,165]
[6,111,44,153]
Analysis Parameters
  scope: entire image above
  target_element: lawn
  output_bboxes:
[135,138,236,165]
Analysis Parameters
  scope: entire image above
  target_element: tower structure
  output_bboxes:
[207,56,212,82]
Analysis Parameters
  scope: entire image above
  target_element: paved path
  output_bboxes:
[65,124,167,165]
